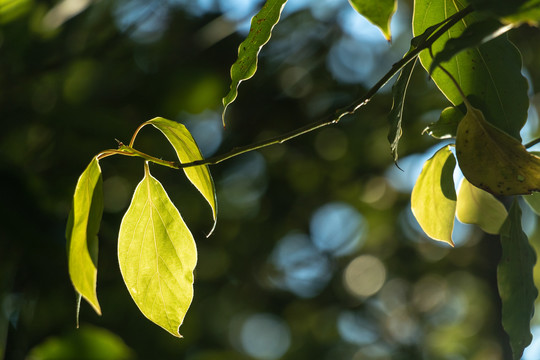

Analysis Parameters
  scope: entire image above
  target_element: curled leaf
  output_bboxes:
[455,102,540,195]
[387,57,416,162]
[222,0,288,125]
[147,117,217,235]
[118,163,197,337]
[411,145,456,246]
[66,157,103,315]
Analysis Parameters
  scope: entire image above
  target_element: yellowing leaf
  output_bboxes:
[348,0,397,41]
[147,117,217,235]
[411,145,456,246]
[118,163,197,337]
[66,157,103,315]
[455,103,540,195]
[456,177,507,234]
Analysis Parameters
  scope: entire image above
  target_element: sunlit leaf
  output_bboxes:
[413,0,529,139]
[147,117,217,235]
[347,0,397,41]
[411,145,456,245]
[455,102,540,195]
[456,177,507,234]
[118,163,197,337]
[497,200,537,360]
[387,57,416,162]
[423,106,463,139]
[429,19,513,74]
[222,0,288,125]
[0,0,32,24]
[66,157,103,315]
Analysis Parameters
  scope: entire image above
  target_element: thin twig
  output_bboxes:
[115,5,474,170]
[525,138,540,149]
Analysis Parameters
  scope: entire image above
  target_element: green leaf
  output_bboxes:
[66,157,103,315]
[456,177,507,234]
[423,106,463,139]
[118,163,197,337]
[387,57,416,162]
[222,0,288,125]
[429,19,513,74]
[348,0,397,41]
[455,102,540,195]
[27,326,134,360]
[413,0,529,139]
[411,145,457,245]
[469,0,540,26]
[147,117,217,234]
[523,192,540,215]
[497,200,538,360]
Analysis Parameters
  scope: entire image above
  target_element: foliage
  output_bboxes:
[411,145,456,245]
[3,0,540,358]
[61,0,540,355]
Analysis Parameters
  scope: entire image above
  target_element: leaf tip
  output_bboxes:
[206,220,217,238]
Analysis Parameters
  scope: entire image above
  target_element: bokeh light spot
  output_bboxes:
[337,311,378,345]
[310,202,366,256]
[219,152,267,219]
[269,233,332,298]
[240,313,291,360]
[343,255,386,298]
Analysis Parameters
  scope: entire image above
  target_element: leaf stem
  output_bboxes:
[96,144,180,169]
[173,5,473,169]
[129,121,151,147]
[106,5,473,171]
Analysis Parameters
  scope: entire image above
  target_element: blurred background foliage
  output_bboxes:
[2,0,540,359]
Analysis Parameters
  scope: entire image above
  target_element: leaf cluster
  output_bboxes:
[63,0,540,358]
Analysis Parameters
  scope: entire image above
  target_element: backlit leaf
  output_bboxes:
[66,157,103,315]
[523,192,540,215]
[348,0,397,41]
[497,200,537,360]
[118,163,197,337]
[455,102,540,195]
[423,106,463,139]
[429,19,513,74]
[222,0,288,125]
[413,0,529,139]
[147,117,217,235]
[411,145,456,245]
[456,177,507,234]
[387,57,416,162]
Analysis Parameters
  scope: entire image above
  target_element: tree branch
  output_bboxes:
[123,5,474,170]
